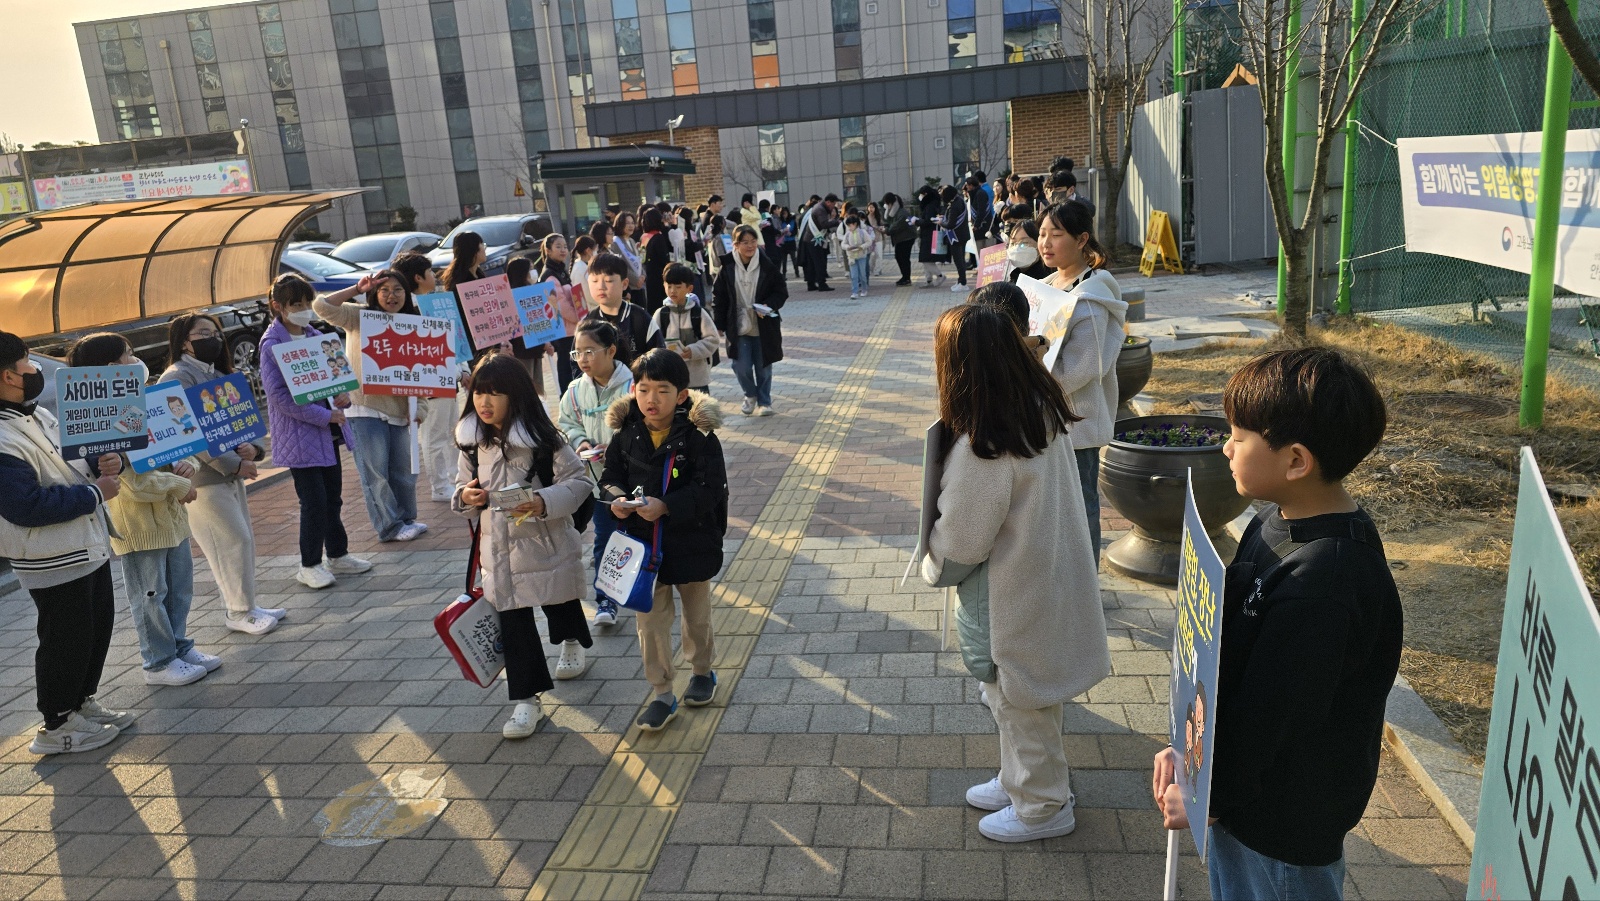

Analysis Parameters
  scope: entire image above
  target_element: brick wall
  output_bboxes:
[610,125,725,204]
[1009,92,1092,176]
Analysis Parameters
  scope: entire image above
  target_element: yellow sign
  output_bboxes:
[0,181,29,215]
[1140,209,1184,277]
[513,177,526,198]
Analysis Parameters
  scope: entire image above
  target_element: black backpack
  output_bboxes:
[465,445,595,534]
[655,303,721,367]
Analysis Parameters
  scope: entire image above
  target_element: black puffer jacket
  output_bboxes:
[599,391,728,585]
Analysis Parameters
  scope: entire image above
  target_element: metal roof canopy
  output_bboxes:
[536,144,697,179]
[584,57,1089,137]
[0,190,363,340]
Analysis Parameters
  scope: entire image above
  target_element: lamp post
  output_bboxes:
[666,114,684,146]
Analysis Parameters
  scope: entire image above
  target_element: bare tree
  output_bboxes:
[1056,0,1180,253]
[975,114,1012,178]
[1233,0,1429,337]
[1540,0,1600,100]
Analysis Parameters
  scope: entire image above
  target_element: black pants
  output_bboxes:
[952,234,970,285]
[804,245,831,288]
[500,600,592,701]
[552,336,577,395]
[291,455,349,568]
[893,240,914,281]
[31,563,115,728]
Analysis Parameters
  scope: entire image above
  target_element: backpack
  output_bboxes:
[465,444,595,534]
[655,302,721,367]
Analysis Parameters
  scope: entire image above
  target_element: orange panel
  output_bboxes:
[227,206,304,244]
[672,63,699,95]
[214,245,273,304]
[0,219,99,271]
[71,214,184,263]
[58,259,144,331]
[145,250,219,316]
[155,210,252,252]
[752,55,780,89]
[0,269,62,339]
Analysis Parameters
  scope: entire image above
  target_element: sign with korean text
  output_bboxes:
[53,365,149,459]
[127,381,208,473]
[1015,274,1079,371]
[415,292,473,364]
[270,333,358,405]
[184,374,264,457]
[513,283,568,348]
[1469,448,1600,901]
[1170,474,1225,859]
[455,275,523,350]
[1399,129,1600,296]
[975,243,1008,287]
[31,159,253,210]
[358,310,458,398]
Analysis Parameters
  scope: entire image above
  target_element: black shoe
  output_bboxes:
[635,698,679,732]
[683,671,718,707]
[817,285,835,292]
[895,279,912,286]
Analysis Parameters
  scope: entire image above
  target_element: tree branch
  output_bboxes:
[1542,0,1600,101]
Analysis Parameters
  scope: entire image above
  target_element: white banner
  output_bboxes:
[32,159,253,210]
[1397,129,1600,296]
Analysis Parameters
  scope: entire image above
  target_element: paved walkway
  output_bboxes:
[0,277,1468,899]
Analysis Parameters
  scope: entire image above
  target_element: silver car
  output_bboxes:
[331,231,442,271]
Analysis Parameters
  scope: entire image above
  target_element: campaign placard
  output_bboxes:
[269,333,358,404]
[186,373,265,457]
[358,310,459,399]
[1015,274,1079,370]
[455,275,523,349]
[1468,448,1600,901]
[415,292,473,364]
[512,283,568,348]
[1169,473,1226,859]
[127,381,208,473]
[975,243,1008,287]
[53,365,149,460]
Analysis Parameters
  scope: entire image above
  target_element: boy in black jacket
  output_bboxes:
[583,252,663,362]
[1153,347,1401,900]
[600,350,728,732]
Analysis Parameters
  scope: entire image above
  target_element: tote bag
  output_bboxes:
[434,524,505,687]
[593,452,674,613]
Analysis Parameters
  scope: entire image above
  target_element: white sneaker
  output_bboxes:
[978,802,1076,842]
[951,281,968,292]
[326,554,373,574]
[593,599,618,627]
[555,641,589,680]
[966,775,1010,811]
[144,659,207,687]
[979,682,991,708]
[395,522,429,541]
[29,712,118,755]
[741,397,756,416]
[253,605,287,620]
[502,700,543,739]
[78,696,137,730]
[296,564,336,589]
[225,612,278,636]
[850,291,859,299]
[755,405,776,417]
[430,491,454,502]
[180,648,222,673]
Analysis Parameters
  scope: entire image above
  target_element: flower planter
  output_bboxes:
[1098,414,1250,586]
[1116,336,1153,409]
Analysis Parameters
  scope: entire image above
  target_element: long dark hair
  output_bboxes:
[442,230,484,291]
[539,234,569,285]
[68,332,131,368]
[167,313,233,373]
[588,220,614,247]
[271,272,316,321]
[505,257,533,289]
[459,353,563,453]
[1040,201,1108,270]
[934,304,1078,460]
[364,270,420,315]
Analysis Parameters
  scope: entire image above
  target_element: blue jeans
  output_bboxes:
[591,501,619,593]
[1209,824,1346,900]
[120,541,196,670]
[1076,447,1101,570]
[732,334,773,407]
[348,415,418,541]
[849,256,871,294]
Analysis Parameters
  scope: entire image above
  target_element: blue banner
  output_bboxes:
[1410,150,1600,229]
[127,381,209,473]
[53,365,149,460]
[1171,472,1226,859]
[513,283,568,348]
[186,374,265,457]
[415,291,473,363]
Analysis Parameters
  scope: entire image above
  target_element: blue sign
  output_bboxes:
[53,365,149,460]
[1469,449,1600,901]
[127,381,208,473]
[415,291,473,362]
[186,374,265,457]
[513,283,568,348]
[1170,472,1226,859]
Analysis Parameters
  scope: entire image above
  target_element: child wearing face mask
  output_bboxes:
[260,274,374,591]
[1003,208,1052,284]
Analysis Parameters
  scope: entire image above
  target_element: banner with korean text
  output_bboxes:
[53,365,149,459]
[127,382,208,473]
[1170,475,1225,859]
[358,310,459,398]
[1397,129,1600,296]
[269,333,359,404]
[186,374,264,457]
[1468,448,1600,901]
[455,275,523,350]
[512,283,567,348]
[975,244,1008,287]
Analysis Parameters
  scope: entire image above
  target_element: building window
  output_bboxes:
[1003,0,1062,62]
[429,0,482,218]
[832,0,861,80]
[612,0,647,98]
[559,0,596,141]
[758,124,788,209]
[748,0,778,88]
[504,1,552,160]
[840,117,869,208]
[186,13,232,133]
[329,0,407,231]
[254,4,311,191]
[950,105,982,182]
[97,20,162,140]
[947,0,977,69]
[666,0,699,95]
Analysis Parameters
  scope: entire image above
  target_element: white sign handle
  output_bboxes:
[1163,829,1180,901]
[409,397,421,476]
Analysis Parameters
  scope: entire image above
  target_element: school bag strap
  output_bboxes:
[1232,511,1384,619]
[647,452,674,570]
[464,520,480,597]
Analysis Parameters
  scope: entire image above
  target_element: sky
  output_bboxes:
[1,1,257,149]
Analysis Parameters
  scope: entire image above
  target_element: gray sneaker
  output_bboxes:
[29,712,119,755]
[683,671,718,707]
[635,698,679,732]
[78,696,137,730]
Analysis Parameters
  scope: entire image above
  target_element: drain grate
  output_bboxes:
[1391,392,1517,419]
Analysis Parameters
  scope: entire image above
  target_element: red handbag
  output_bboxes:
[433,524,504,687]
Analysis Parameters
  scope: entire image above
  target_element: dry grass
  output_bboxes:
[1142,318,1600,760]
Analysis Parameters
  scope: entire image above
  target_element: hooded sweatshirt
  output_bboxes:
[557,359,634,495]
[1047,268,1129,450]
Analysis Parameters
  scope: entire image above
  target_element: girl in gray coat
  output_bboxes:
[453,354,595,739]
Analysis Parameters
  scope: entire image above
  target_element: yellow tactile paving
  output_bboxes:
[530,289,910,900]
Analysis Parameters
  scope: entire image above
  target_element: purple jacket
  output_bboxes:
[259,318,355,469]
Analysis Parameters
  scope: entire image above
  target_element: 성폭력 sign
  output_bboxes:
[270,333,358,404]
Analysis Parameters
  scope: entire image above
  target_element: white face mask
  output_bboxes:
[286,309,317,327]
[1007,243,1040,267]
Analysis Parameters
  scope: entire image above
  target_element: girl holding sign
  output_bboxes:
[313,271,430,543]
[261,274,374,590]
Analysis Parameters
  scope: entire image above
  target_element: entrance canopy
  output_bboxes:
[0,190,361,340]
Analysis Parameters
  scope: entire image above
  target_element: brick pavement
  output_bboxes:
[0,275,1468,899]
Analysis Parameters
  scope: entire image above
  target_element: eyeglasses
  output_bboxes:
[375,286,406,297]
[568,348,606,360]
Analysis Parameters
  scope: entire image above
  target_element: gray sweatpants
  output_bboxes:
[187,479,257,618]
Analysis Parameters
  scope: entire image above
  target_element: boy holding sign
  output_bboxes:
[1153,348,1400,900]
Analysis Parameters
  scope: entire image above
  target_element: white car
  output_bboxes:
[332,231,442,271]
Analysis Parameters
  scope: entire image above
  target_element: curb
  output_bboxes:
[1384,675,1481,851]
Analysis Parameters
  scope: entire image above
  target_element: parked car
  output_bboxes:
[278,248,373,294]
[332,231,442,271]
[427,214,552,276]
[287,241,337,254]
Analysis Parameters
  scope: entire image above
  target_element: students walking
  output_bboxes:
[839,213,875,299]
[655,263,723,392]
[640,208,674,314]
[712,225,788,416]
[881,193,917,286]
[915,185,948,285]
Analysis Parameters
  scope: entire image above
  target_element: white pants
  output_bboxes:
[989,673,1073,822]
[187,479,257,617]
[418,390,463,499]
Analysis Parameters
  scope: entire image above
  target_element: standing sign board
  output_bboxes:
[1468,448,1600,901]
[269,333,359,405]
[186,374,265,457]
[1015,274,1079,371]
[53,366,149,459]
[1171,475,1225,857]
[415,292,473,365]
[358,311,460,398]
[127,382,208,473]
[512,283,568,348]
[975,243,1008,287]
[455,275,524,350]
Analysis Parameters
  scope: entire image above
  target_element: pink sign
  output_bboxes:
[455,275,524,350]
[976,243,1008,287]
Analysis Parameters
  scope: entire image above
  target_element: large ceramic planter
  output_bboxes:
[1116,336,1153,408]
[1098,414,1250,585]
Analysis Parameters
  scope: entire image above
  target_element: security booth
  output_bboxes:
[537,144,694,238]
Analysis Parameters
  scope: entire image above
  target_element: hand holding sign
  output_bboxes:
[359,310,459,398]
[54,365,150,460]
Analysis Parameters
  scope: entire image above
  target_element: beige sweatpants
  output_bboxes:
[418,391,463,499]
[636,580,714,695]
[187,479,257,617]
[989,673,1073,822]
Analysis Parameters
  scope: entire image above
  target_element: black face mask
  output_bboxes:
[190,337,225,365]
[16,368,44,404]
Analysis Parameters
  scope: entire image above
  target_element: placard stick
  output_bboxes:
[409,397,421,476]
[1163,830,1180,901]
